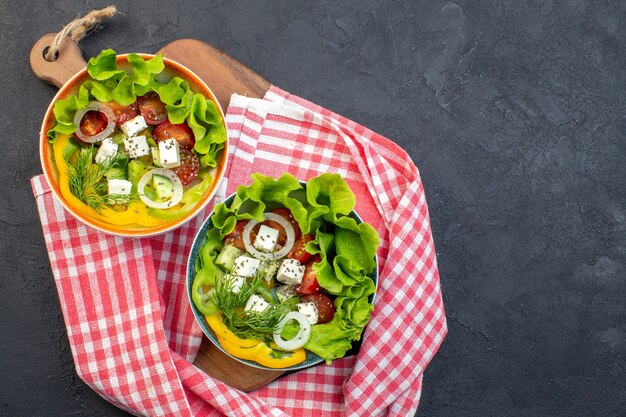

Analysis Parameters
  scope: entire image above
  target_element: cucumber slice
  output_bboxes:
[151,147,162,167]
[259,260,280,283]
[151,174,175,201]
[215,245,244,271]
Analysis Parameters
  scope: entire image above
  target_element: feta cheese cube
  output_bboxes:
[253,225,280,252]
[244,294,270,313]
[277,259,305,285]
[151,147,162,167]
[158,138,181,168]
[107,179,132,195]
[233,256,261,278]
[275,285,296,302]
[297,301,319,325]
[95,138,118,163]
[228,275,245,294]
[120,115,148,137]
[124,135,151,158]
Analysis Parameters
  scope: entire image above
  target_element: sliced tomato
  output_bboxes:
[78,110,108,137]
[272,208,301,236]
[137,92,168,125]
[289,233,314,263]
[171,148,200,185]
[107,101,138,125]
[296,255,322,295]
[224,220,248,252]
[301,293,335,324]
[154,121,195,148]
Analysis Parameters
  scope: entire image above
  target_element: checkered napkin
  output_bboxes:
[31,86,446,417]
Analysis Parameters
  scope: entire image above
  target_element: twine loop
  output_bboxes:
[44,6,117,62]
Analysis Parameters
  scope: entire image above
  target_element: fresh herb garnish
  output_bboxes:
[211,272,291,343]
[66,147,134,212]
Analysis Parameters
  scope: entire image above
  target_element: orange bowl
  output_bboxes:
[39,54,228,237]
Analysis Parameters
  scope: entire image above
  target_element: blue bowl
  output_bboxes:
[186,190,379,371]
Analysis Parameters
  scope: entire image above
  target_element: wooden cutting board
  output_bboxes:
[30,35,285,392]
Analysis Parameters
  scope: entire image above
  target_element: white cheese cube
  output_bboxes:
[158,139,181,168]
[228,275,245,294]
[120,115,148,137]
[95,138,118,163]
[151,147,162,167]
[107,179,132,196]
[124,135,151,158]
[253,225,280,253]
[297,301,319,325]
[233,256,261,278]
[244,294,270,313]
[276,259,305,285]
[275,285,296,302]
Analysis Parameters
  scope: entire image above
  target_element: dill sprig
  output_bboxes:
[211,273,291,343]
[212,273,262,316]
[229,305,291,343]
[66,147,133,212]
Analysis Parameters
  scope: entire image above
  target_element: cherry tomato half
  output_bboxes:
[296,255,322,295]
[224,220,248,252]
[79,110,107,137]
[107,101,138,126]
[272,208,301,236]
[301,293,335,324]
[289,233,314,263]
[171,147,200,185]
[137,92,168,125]
[154,121,195,149]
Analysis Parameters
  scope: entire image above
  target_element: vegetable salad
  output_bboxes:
[46,49,227,227]
[192,173,379,367]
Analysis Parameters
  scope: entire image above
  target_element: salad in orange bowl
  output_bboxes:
[40,49,228,236]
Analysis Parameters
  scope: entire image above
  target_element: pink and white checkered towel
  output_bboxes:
[31,86,446,417]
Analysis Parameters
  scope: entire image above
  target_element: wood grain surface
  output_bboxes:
[31,35,281,391]
[159,39,270,111]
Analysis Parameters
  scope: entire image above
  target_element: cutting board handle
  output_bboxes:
[30,33,86,88]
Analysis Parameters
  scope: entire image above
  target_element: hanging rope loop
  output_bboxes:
[43,5,117,62]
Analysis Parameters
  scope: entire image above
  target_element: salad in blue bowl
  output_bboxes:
[187,172,379,370]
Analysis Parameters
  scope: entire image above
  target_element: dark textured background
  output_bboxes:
[1,0,624,416]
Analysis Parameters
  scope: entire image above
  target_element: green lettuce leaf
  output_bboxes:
[165,89,194,123]
[199,142,224,168]
[304,322,356,364]
[46,95,88,142]
[306,173,356,230]
[153,77,190,105]
[128,53,164,86]
[79,80,115,103]
[335,295,374,330]
[87,49,125,81]
[334,224,379,274]
[112,74,136,105]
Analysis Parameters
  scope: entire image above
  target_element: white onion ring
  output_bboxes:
[137,168,184,209]
[73,101,116,143]
[273,311,311,351]
[243,212,296,260]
